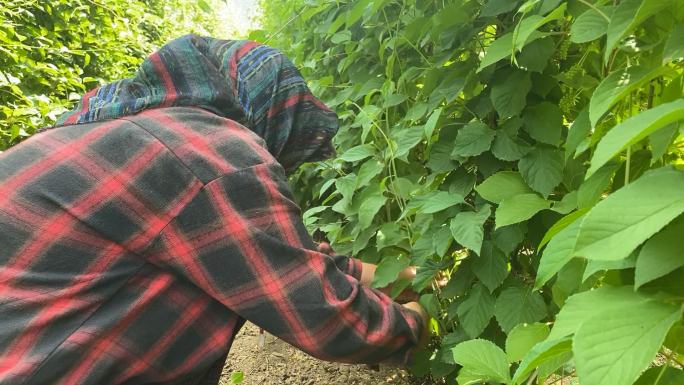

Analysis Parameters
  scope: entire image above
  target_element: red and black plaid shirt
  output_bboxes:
[0,107,423,384]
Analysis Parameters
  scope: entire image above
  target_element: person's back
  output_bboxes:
[0,107,269,383]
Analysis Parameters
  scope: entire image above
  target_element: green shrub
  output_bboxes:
[257,1,684,384]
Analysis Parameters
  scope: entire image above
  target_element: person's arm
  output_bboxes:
[143,162,428,364]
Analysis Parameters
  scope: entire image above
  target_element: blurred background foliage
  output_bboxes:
[0,0,227,150]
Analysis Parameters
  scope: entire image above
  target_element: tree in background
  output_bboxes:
[0,0,225,150]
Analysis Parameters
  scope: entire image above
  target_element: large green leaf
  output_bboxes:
[476,171,534,204]
[635,366,684,385]
[588,99,684,177]
[577,162,620,209]
[481,0,519,17]
[371,255,410,289]
[522,102,563,145]
[511,337,572,384]
[415,190,465,214]
[356,186,387,229]
[635,216,684,288]
[492,130,532,161]
[473,242,509,293]
[570,5,612,43]
[494,286,547,333]
[574,298,683,385]
[490,70,532,118]
[518,146,564,197]
[339,143,376,162]
[513,3,567,51]
[457,283,496,338]
[505,322,550,362]
[604,0,670,63]
[450,339,512,384]
[565,108,591,160]
[495,193,550,229]
[392,126,424,159]
[663,23,684,64]
[535,213,584,289]
[575,167,684,261]
[589,65,669,127]
[450,204,492,255]
[548,286,648,340]
[452,121,496,157]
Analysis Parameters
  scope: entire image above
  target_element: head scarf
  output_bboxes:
[56,34,339,172]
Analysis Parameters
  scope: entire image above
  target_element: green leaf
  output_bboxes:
[566,108,591,160]
[493,224,525,255]
[635,216,684,288]
[548,286,648,340]
[663,23,684,63]
[452,121,496,157]
[473,242,509,292]
[405,103,428,122]
[356,186,387,229]
[372,255,411,288]
[589,66,669,128]
[392,126,424,159]
[492,124,532,161]
[649,123,679,164]
[518,146,564,197]
[424,107,442,138]
[197,0,211,13]
[476,171,534,204]
[457,283,496,338]
[635,366,684,385]
[589,99,684,177]
[416,191,465,214]
[574,298,683,385]
[230,371,244,384]
[604,0,670,63]
[490,70,532,118]
[575,167,684,261]
[577,162,620,209]
[517,37,555,73]
[523,102,563,145]
[356,159,384,187]
[481,0,519,17]
[538,209,588,251]
[478,31,544,72]
[570,6,612,43]
[506,322,550,362]
[513,3,567,51]
[494,286,547,333]
[512,337,572,384]
[450,339,512,384]
[339,144,376,162]
[383,93,407,108]
[551,191,577,214]
[450,204,492,255]
[330,30,352,44]
[496,193,550,229]
[582,251,636,282]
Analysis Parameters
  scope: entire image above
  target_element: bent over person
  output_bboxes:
[0,35,428,384]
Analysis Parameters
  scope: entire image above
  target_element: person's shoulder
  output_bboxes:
[126,106,275,183]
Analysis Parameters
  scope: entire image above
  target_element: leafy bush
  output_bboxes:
[0,0,223,150]
[257,0,684,384]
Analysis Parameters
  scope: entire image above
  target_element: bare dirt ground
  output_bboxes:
[219,323,417,385]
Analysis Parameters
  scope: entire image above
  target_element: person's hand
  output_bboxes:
[402,301,430,349]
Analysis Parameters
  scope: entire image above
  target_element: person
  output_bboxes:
[0,34,429,385]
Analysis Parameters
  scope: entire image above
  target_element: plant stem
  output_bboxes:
[578,0,610,21]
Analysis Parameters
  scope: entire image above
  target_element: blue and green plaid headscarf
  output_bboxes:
[57,34,339,172]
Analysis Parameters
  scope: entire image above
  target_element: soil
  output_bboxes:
[219,323,418,385]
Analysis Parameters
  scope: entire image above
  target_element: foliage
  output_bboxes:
[257,0,684,384]
[0,0,224,150]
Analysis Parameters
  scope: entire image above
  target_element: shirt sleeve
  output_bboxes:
[143,162,423,365]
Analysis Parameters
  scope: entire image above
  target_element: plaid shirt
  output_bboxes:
[0,107,423,384]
